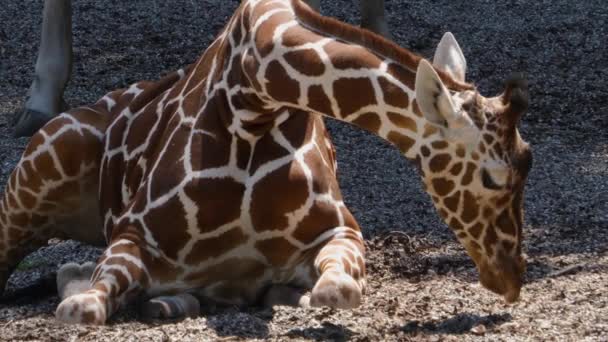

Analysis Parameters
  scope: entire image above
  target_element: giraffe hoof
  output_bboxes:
[310,270,363,309]
[13,108,55,137]
[139,293,200,320]
[55,290,107,325]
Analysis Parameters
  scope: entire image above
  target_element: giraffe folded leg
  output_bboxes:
[55,237,175,325]
[308,228,367,309]
[138,293,200,320]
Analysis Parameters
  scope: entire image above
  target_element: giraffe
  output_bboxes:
[0,0,532,325]
[13,0,389,137]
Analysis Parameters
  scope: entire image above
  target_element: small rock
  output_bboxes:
[470,324,486,335]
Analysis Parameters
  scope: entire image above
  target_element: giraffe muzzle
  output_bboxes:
[478,254,525,303]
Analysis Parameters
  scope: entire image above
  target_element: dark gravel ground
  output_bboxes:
[1,0,607,340]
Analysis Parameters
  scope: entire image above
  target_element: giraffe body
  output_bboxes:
[1,0,532,325]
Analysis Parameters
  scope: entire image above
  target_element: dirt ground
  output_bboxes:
[0,0,607,341]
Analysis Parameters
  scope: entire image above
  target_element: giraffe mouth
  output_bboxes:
[503,287,521,303]
[478,256,525,303]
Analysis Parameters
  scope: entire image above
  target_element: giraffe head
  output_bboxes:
[415,33,531,302]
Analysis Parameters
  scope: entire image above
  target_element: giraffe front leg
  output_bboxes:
[309,228,367,309]
[55,238,151,325]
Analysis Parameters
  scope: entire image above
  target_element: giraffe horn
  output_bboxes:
[502,73,529,126]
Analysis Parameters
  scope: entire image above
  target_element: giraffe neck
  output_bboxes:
[226,0,471,161]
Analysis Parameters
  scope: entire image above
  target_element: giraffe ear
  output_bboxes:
[433,32,467,82]
[415,59,459,128]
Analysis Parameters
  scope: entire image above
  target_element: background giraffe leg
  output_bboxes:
[303,0,388,38]
[14,0,73,137]
[0,106,109,297]
[360,0,390,38]
[308,227,367,309]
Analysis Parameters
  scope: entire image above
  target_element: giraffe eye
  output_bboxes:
[481,168,503,190]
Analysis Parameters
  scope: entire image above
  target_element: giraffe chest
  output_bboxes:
[99,105,343,283]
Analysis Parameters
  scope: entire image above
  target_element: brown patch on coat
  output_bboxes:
[333,77,377,118]
[496,210,516,235]
[455,145,466,158]
[33,152,63,182]
[429,153,452,173]
[293,200,341,243]
[412,99,424,117]
[249,131,291,174]
[378,77,409,108]
[144,195,190,260]
[266,60,301,103]
[483,226,498,257]
[431,140,449,150]
[185,227,248,264]
[431,178,455,196]
[461,162,477,186]
[444,191,461,212]
[449,162,463,176]
[184,177,245,233]
[420,145,431,157]
[387,112,417,132]
[449,217,464,231]
[148,121,189,200]
[461,190,480,223]
[468,222,484,239]
[353,113,382,133]
[422,123,438,137]
[282,25,324,48]
[255,237,299,267]
[323,41,382,70]
[253,11,293,57]
[284,49,326,76]
[387,132,415,154]
[307,85,333,115]
[251,162,309,232]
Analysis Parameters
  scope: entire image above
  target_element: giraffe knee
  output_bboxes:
[138,293,200,320]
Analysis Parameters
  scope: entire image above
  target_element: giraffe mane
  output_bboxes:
[290,0,474,92]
